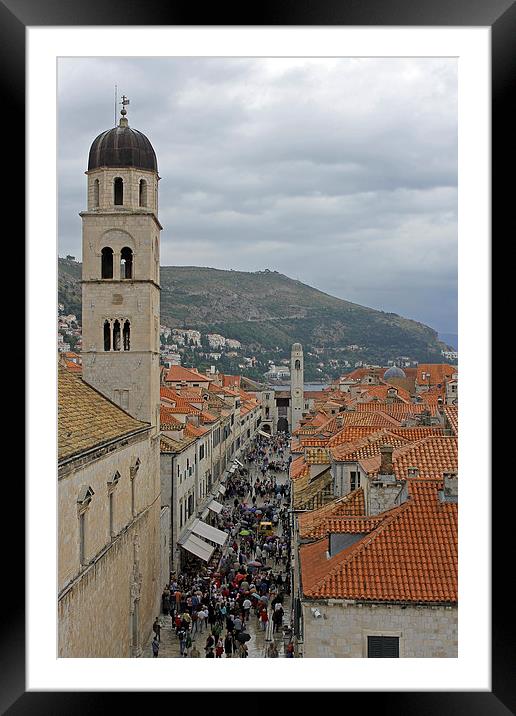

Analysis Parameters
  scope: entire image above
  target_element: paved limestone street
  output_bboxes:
[143,435,293,659]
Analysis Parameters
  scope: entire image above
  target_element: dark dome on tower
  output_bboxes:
[88,119,157,173]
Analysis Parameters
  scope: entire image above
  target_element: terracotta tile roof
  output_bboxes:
[298,489,366,535]
[356,384,412,403]
[327,426,388,447]
[360,436,458,480]
[301,515,384,541]
[290,439,304,453]
[58,366,148,462]
[357,401,427,416]
[159,405,184,431]
[164,366,210,383]
[300,437,331,448]
[184,422,209,438]
[222,374,241,389]
[416,364,456,387]
[342,410,402,428]
[209,382,240,397]
[305,448,331,465]
[199,410,218,424]
[442,405,458,436]
[63,360,82,373]
[300,479,457,603]
[331,429,412,462]
[290,455,310,480]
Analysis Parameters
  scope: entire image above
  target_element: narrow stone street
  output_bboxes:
[143,438,292,659]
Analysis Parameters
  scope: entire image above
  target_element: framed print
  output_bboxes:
[6,0,510,710]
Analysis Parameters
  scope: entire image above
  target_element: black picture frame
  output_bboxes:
[9,0,507,711]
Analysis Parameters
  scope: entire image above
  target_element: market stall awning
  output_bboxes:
[178,533,214,562]
[207,498,224,514]
[191,518,228,546]
[234,459,244,467]
[218,484,226,495]
[257,429,271,438]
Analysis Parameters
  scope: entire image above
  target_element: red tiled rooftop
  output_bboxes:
[300,479,457,603]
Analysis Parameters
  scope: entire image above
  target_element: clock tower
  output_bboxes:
[290,342,304,431]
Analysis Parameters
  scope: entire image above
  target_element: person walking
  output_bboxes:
[152,617,161,642]
[185,630,193,657]
[259,608,269,631]
[215,638,224,658]
[151,635,160,658]
[267,642,279,658]
[224,632,234,658]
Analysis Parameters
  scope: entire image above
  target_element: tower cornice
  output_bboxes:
[80,210,163,231]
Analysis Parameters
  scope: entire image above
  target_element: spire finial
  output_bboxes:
[119,95,130,126]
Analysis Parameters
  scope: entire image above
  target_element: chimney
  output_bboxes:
[407,466,419,478]
[335,415,344,428]
[379,445,394,475]
[443,471,458,498]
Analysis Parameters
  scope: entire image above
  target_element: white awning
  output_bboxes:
[258,429,271,438]
[207,498,224,514]
[218,484,226,495]
[191,518,228,546]
[234,459,244,467]
[179,533,214,562]
[229,465,237,473]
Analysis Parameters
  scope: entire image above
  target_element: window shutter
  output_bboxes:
[367,635,399,658]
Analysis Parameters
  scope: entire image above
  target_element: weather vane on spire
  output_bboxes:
[120,95,130,116]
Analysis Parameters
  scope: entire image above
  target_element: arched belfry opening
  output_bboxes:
[103,320,111,351]
[295,359,301,370]
[123,320,131,351]
[93,178,99,208]
[139,179,147,207]
[101,247,113,279]
[120,247,133,279]
[113,320,121,351]
[114,177,123,206]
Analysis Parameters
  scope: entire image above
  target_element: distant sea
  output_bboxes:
[438,333,458,350]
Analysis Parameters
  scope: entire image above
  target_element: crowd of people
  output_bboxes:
[152,431,295,658]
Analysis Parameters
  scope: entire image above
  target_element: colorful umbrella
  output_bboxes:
[248,561,262,567]
[239,529,251,536]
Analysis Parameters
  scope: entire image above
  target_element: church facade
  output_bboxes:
[58,105,162,657]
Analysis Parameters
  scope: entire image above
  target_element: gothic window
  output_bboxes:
[295,359,301,370]
[93,178,99,208]
[109,492,115,537]
[114,177,124,205]
[104,320,111,351]
[101,247,114,279]
[79,512,86,564]
[120,247,133,279]
[139,179,147,207]
[77,485,94,565]
[123,320,130,351]
[113,320,121,351]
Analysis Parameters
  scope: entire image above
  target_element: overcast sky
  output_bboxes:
[58,57,457,334]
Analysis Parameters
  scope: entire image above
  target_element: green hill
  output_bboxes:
[58,258,448,376]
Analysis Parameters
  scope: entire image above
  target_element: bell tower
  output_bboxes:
[80,99,161,434]
[290,342,304,430]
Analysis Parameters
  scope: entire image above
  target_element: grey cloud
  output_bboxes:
[58,57,457,333]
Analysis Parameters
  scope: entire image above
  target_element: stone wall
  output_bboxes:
[301,600,457,658]
[58,431,161,657]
